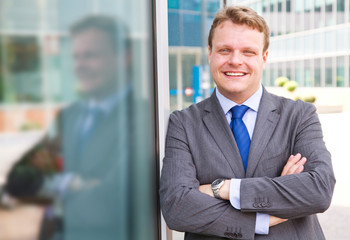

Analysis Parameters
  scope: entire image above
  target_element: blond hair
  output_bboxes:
[208,6,270,52]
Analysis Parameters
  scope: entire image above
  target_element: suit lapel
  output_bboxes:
[246,89,280,177]
[202,91,246,178]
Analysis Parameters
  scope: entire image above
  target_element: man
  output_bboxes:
[5,16,131,240]
[160,6,335,240]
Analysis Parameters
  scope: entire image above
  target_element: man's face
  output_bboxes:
[72,28,117,98]
[208,21,268,103]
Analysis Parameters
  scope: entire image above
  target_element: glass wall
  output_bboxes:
[0,1,157,240]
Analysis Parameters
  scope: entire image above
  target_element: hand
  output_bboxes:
[281,153,307,176]
[198,184,213,197]
[269,215,288,227]
[198,180,231,200]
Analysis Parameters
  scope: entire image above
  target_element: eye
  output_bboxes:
[219,48,230,54]
[243,50,257,56]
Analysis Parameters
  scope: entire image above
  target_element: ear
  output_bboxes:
[262,50,268,63]
[208,46,212,64]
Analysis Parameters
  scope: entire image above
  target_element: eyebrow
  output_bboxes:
[215,44,260,52]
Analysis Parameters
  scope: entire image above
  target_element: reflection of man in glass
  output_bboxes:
[5,16,130,240]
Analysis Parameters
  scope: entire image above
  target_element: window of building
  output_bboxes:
[325,0,335,26]
[337,0,345,23]
[286,0,291,12]
[295,60,303,86]
[336,27,347,52]
[315,58,321,87]
[278,0,283,12]
[314,0,323,29]
[262,0,268,12]
[304,59,312,87]
[325,30,336,53]
[336,56,345,87]
[270,0,276,12]
[325,57,333,87]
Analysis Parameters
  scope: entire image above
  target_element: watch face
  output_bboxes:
[212,179,224,188]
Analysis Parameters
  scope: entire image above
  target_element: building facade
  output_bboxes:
[230,0,350,88]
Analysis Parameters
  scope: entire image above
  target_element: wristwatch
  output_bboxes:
[211,179,225,199]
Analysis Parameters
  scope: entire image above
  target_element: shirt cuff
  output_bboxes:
[255,213,270,235]
[229,178,241,209]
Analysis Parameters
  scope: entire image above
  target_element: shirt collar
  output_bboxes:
[216,84,263,115]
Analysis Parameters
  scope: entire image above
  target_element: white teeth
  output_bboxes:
[225,72,245,76]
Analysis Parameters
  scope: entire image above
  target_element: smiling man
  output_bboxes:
[160,6,335,240]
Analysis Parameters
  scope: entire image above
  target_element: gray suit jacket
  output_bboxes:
[160,88,335,240]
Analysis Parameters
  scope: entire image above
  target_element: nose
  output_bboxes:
[228,51,243,65]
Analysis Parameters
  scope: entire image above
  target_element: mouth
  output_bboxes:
[223,71,248,77]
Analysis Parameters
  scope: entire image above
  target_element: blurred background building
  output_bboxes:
[169,0,350,111]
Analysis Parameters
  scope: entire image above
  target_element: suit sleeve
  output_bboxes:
[160,112,257,239]
[240,102,336,219]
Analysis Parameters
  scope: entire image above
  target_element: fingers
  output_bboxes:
[281,153,307,176]
[199,184,214,197]
[269,215,288,227]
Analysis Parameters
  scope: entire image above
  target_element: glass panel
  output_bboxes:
[337,0,345,24]
[325,31,336,53]
[262,64,270,86]
[278,0,283,12]
[0,1,157,240]
[314,0,323,28]
[314,32,323,54]
[168,0,220,111]
[336,27,347,52]
[325,0,335,26]
[336,56,345,87]
[168,12,181,46]
[270,0,276,12]
[325,57,333,86]
[183,14,202,47]
[181,0,201,11]
[304,0,312,30]
[295,0,303,32]
[295,61,303,86]
[168,0,180,9]
[295,35,304,56]
[270,63,277,86]
[286,0,291,12]
[304,34,313,55]
[304,59,312,87]
[169,53,178,110]
[278,62,284,77]
[263,0,268,12]
[315,58,321,87]
[182,54,196,108]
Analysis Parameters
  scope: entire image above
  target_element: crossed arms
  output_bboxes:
[159,103,335,239]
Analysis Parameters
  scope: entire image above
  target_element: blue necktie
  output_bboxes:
[230,105,250,171]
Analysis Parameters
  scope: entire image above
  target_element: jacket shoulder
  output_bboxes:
[267,91,316,115]
[169,97,211,123]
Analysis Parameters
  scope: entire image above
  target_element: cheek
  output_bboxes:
[211,55,227,70]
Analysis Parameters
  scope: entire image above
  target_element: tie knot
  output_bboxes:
[231,105,249,119]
